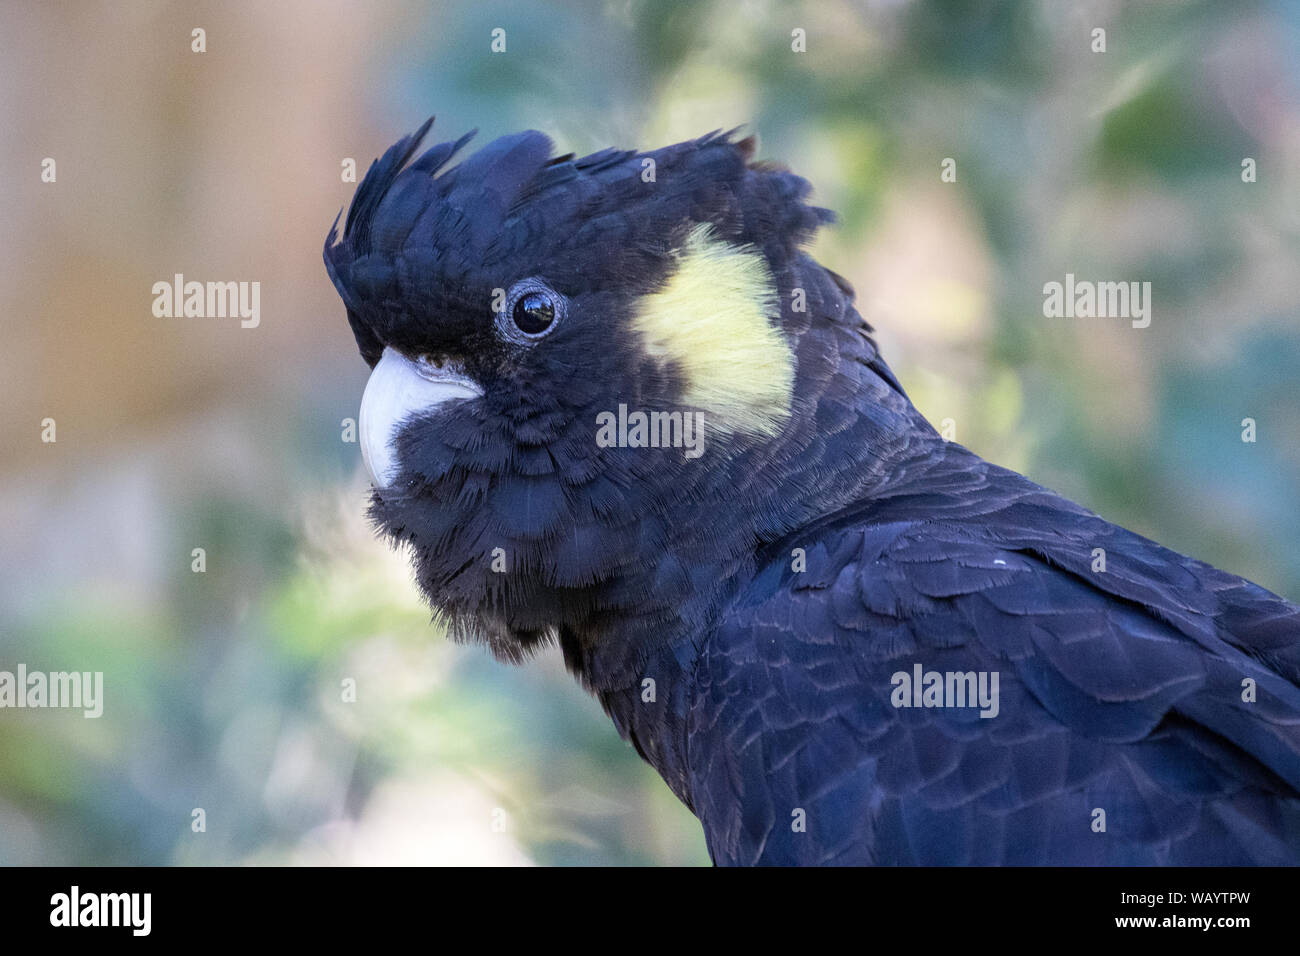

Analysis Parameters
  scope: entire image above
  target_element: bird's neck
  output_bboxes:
[556,361,948,796]
[562,632,700,810]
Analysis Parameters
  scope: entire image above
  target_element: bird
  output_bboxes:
[324,117,1300,865]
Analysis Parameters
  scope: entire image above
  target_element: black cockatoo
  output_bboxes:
[324,118,1300,865]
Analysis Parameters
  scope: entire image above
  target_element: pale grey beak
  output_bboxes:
[359,347,484,487]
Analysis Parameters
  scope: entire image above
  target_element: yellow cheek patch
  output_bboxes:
[631,224,794,438]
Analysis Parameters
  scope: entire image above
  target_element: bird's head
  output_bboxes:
[324,118,921,677]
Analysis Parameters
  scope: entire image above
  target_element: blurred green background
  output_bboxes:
[1,0,1298,865]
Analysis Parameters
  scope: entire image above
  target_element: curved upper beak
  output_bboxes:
[359,347,484,487]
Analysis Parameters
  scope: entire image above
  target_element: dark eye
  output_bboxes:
[513,291,554,335]
[498,278,565,344]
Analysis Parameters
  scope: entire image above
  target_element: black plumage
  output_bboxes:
[325,119,1300,865]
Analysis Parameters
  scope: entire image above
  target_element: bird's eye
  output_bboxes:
[498,278,565,344]
[513,291,554,335]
